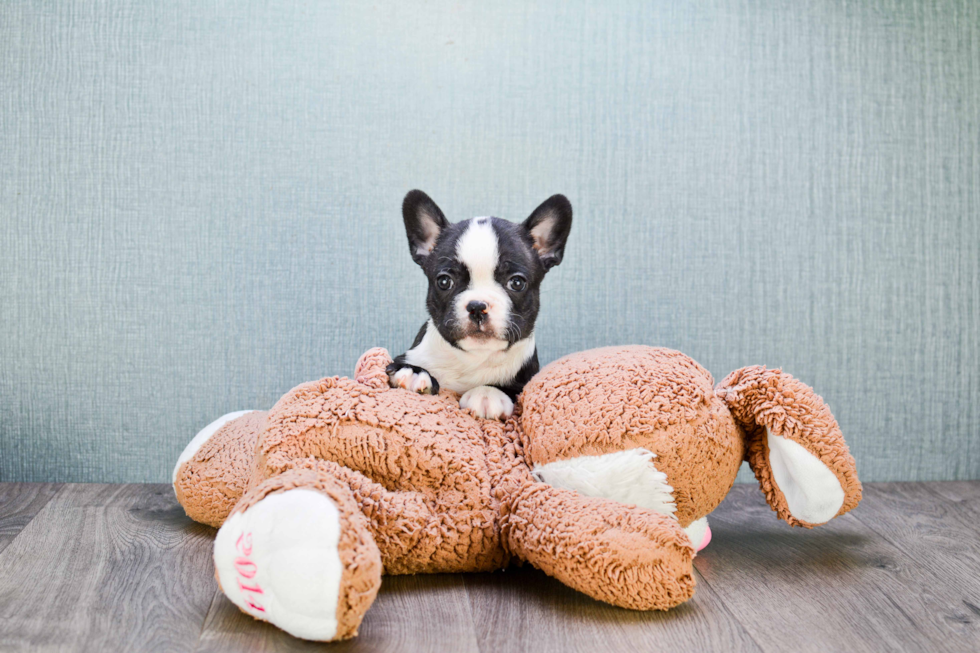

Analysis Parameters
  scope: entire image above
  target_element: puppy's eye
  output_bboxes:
[436,274,454,291]
[507,276,527,292]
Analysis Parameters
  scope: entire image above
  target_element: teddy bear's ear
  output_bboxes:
[523,195,573,271]
[402,190,450,266]
[355,347,394,389]
[716,367,862,528]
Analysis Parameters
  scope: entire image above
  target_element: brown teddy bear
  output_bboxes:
[173,345,861,642]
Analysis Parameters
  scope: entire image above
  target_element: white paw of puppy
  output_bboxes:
[459,385,514,420]
[387,366,437,395]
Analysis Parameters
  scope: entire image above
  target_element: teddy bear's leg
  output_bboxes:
[716,366,862,527]
[173,410,266,528]
[277,459,506,574]
[505,482,696,610]
[213,467,382,641]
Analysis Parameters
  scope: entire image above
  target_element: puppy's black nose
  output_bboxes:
[466,300,488,324]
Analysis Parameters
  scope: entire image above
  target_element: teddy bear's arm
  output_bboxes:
[482,409,694,610]
[269,457,507,575]
[503,481,696,611]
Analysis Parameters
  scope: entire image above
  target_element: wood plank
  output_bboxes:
[196,574,481,653]
[2,481,975,651]
[850,482,980,639]
[926,481,980,519]
[464,565,761,653]
[691,484,979,653]
[0,483,62,555]
[0,484,218,653]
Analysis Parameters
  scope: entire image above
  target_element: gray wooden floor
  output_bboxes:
[0,483,978,652]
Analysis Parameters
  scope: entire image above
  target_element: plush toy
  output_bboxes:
[173,345,861,642]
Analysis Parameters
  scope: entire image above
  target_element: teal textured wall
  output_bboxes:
[1,0,978,482]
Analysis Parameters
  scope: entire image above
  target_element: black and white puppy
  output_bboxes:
[386,190,572,420]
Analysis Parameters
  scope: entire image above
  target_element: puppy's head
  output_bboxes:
[402,190,572,352]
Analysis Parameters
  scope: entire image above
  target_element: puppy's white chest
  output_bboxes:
[404,322,535,394]
[437,349,523,393]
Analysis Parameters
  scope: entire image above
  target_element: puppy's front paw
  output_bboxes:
[459,386,514,420]
[386,364,440,395]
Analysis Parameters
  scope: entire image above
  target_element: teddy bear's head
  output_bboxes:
[517,346,744,526]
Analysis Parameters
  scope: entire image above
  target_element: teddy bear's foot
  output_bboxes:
[214,472,382,641]
[173,410,266,528]
[173,410,256,483]
[215,490,348,640]
[683,517,711,553]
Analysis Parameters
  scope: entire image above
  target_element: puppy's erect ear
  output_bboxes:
[523,195,573,271]
[402,190,450,266]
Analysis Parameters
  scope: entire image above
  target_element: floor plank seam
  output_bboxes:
[690,567,764,652]
[192,588,221,652]
[921,482,980,521]
[849,491,980,567]
[848,509,915,559]
[0,483,65,559]
[837,511,933,573]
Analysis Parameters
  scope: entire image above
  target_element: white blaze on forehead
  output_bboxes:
[456,218,499,284]
[453,218,512,339]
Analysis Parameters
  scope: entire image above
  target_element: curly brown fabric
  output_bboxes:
[231,468,383,640]
[505,482,695,610]
[174,410,266,528]
[250,350,504,574]
[716,366,863,527]
[175,345,862,641]
[519,346,744,526]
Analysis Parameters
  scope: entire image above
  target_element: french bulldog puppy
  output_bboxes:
[387,190,572,419]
